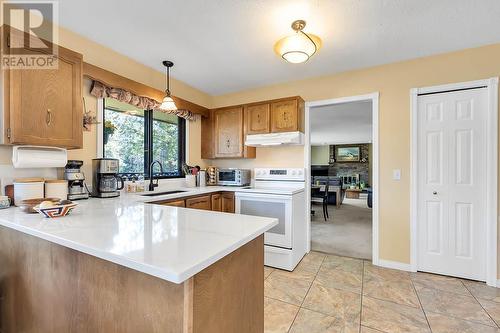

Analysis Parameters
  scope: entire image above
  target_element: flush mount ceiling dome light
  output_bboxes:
[159,60,178,111]
[274,20,322,64]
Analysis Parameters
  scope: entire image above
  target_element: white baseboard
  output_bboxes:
[376,259,413,272]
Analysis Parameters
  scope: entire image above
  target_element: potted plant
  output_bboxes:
[104,120,117,144]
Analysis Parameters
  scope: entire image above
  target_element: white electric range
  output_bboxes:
[235,168,306,271]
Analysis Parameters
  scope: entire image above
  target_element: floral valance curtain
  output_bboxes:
[90,80,195,120]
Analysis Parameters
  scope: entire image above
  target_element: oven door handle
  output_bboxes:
[235,193,293,200]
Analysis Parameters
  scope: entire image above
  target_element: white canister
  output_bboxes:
[198,170,207,187]
[45,179,68,200]
[185,175,197,188]
[13,178,45,206]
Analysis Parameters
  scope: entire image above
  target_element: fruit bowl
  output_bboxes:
[34,201,78,218]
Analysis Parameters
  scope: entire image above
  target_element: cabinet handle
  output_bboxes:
[46,109,52,125]
[226,139,230,148]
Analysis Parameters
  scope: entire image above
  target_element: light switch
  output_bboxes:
[393,169,401,180]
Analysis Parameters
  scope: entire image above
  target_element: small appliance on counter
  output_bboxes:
[91,158,124,198]
[216,168,251,186]
[206,166,218,186]
[64,160,89,200]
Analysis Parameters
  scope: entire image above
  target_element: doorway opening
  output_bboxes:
[305,93,379,262]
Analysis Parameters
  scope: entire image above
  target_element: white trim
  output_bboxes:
[96,98,104,158]
[185,115,191,164]
[377,259,412,272]
[410,77,498,287]
[304,92,380,265]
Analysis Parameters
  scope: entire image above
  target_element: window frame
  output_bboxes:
[101,99,186,179]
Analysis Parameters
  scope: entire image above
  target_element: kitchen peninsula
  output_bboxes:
[0,190,277,333]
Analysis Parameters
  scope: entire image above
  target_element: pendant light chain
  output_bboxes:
[166,65,170,96]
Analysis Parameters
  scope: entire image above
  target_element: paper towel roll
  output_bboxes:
[12,146,68,168]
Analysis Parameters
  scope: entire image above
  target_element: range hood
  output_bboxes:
[245,131,304,147]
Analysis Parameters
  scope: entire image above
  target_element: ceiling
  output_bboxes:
[310,100,372,145]
[58,0,500,95]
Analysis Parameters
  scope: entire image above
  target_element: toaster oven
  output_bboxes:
[216,169,251,186]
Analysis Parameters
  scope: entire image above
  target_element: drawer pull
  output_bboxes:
[46,109,53,125]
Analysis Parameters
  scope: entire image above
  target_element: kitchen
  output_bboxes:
[2,1,500,333]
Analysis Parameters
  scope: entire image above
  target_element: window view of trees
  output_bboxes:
[103,98,183,177]
[104,109,145,174]
[153,116,180,173]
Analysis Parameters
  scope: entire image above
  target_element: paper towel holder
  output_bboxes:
[12,145,68,169]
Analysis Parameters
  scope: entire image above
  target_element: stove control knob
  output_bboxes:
[291,170,297,176]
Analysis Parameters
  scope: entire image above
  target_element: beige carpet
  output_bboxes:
[311,197,372,259]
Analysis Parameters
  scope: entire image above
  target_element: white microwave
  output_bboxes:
[217,169,251,186]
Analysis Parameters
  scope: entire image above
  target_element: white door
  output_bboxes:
[417,88,488,281]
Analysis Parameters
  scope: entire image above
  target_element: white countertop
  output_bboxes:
[0,186,278,284]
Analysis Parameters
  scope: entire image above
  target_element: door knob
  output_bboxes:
[433,191,437,195]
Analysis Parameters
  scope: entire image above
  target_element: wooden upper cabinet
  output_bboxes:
[214,107,244,158]
[246,103,270,134]
[271,99,299,132]
[5,29,83,149]
[201,96,303,159]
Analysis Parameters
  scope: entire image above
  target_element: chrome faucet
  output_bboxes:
[148,160,164,191]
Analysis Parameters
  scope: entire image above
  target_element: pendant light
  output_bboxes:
[159,60,177,111]
[274,20,322,64]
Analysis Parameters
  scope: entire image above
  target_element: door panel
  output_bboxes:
[270,99,298,132]
[455,130,472,185]
[417,88,487,281]
[246,103,270,134]
[214,107,243,158]
[425,201,443,254]
[454,202,472,258]
[426,131,443,185]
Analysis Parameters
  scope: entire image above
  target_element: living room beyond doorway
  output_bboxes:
[308,98,376,260]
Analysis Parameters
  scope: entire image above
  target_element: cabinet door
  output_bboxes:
[246,103,270,134]
[214,107,243,158]
[7,43,83,148]
[186,195,212,211]
[270,99,298,132]
[221,192,235,213]
[211,194,222,212]
[161,200,185,207]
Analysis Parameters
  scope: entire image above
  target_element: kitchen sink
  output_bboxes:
[141,190,187,197]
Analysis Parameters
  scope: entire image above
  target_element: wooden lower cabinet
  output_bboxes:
[185,195,211,211]
[211,194,222,212]
[221,192,235,213]
[161,200,185,208]
[152,191,235,214]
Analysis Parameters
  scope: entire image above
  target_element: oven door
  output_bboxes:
[235,192,292,249]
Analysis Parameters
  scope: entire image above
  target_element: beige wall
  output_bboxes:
[311,145,330,165]
[209,43,500,266]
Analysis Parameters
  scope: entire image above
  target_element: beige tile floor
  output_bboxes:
[264,252,500,333]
